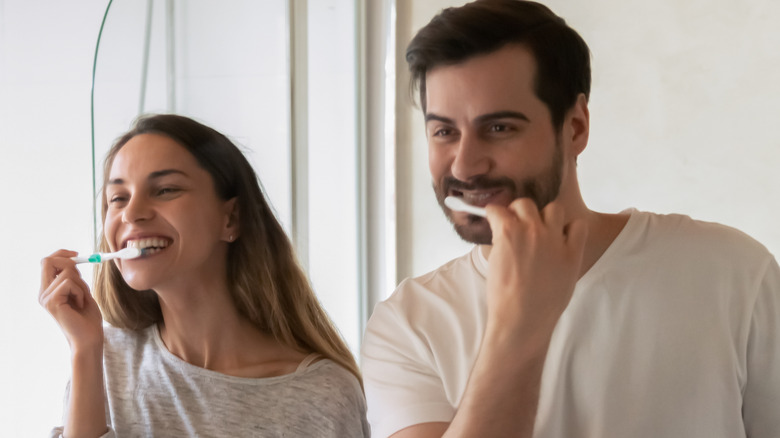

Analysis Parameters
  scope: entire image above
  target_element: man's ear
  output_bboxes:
[223,197,239,242]
[567,93,590,157]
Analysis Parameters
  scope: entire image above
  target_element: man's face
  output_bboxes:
[425,44,566,245]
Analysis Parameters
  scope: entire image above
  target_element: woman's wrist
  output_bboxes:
[70,334,104,363]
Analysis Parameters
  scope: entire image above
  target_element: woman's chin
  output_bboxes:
[121,272,157,292]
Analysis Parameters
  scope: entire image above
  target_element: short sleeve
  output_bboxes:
[742,256,780,437]
[308,361,371,438]
[49,427,113,438]
[361,300,454,438]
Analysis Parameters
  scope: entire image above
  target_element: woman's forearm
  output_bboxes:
[64,346,108,438]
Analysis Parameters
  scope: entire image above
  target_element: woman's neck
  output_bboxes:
[155,283,307,377]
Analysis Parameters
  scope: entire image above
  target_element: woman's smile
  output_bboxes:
[104,133,236,292]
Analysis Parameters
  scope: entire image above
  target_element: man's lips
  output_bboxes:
[449,189,505,208]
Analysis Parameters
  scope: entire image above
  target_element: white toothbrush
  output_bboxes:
[71,247,144,264]
[444,196,487,217]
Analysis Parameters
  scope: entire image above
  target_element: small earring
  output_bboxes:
[228,235,234,242]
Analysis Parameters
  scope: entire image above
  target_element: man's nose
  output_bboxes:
[451,132,491,182]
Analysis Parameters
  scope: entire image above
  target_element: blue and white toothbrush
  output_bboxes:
[71,247,145,264]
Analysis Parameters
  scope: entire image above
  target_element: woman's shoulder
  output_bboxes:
[103,323,155,343]
[286,358,364,406]
[282,359,368,435]
[296,358,362,392]
[102,323,158,361]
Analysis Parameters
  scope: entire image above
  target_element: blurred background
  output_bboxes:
[1,0,778,434]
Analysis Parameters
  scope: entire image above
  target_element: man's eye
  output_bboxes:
[434,128,452,137]
[490,124,508,132]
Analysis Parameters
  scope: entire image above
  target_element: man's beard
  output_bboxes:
[434,140,564,245]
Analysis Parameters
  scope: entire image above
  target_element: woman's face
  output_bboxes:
[103,133,236,292]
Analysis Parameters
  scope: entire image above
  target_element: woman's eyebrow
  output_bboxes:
[108,169,189,186]
[148,169,189,180]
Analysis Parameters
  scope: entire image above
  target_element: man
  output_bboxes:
[361,1,780,437]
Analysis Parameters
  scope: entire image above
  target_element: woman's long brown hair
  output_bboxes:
[93,114,361,384]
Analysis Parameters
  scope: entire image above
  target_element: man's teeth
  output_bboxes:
[462,192,495,204]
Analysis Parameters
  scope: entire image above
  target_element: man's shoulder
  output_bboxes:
[642,210,768,252]
[627,210,773,270]
[387,247,482,306]
[366,247,484,335]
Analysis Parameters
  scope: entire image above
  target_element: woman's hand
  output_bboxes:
[39,249,104,351]
[40,250,109,436]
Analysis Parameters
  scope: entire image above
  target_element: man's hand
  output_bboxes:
[484,198,588,343]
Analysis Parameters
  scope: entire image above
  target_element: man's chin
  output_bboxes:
[454,222,492,245]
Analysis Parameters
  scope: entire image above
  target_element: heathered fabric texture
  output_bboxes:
[51,325,369,437]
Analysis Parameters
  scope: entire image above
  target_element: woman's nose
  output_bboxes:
[122,195,154,223]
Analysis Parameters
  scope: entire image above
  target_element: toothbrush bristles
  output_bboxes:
[120,247,143,259]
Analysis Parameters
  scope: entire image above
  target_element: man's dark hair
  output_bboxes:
[406,0,591,130]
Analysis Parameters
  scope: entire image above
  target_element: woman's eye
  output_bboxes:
[490,124,508,132]
[156,187,180,196]
[109,196,127,204]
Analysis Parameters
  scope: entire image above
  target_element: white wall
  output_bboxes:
[307,0,361,356]
[394,0,780,281]
[91,0,292,228]
[0,0,361,434]
[0,1,106,434]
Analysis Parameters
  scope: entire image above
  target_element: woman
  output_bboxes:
[40,114,369,437]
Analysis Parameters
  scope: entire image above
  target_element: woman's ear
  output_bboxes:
[223,197,239,242]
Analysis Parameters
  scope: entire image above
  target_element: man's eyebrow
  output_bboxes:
[424,111,530,125]
[475,110,530,123]
[108,169,188,185]
[425,113,455,124]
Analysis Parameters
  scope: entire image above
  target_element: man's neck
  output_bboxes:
[479,210,630,279]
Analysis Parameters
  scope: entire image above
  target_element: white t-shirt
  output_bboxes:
[362,210,780,438]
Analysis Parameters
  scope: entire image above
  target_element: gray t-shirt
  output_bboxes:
[51,324,370,437]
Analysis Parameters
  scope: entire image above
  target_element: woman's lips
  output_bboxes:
[122,237,173,258]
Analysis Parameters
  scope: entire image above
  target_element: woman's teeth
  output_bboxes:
[126,238,170,256]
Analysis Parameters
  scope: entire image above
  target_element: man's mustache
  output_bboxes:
[441,176,517,193]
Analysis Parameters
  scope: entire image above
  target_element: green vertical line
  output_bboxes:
[90,0,114,249]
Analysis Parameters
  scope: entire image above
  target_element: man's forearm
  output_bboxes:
[443,321,552,438]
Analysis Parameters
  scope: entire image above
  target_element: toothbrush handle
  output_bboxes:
[462,204,487,217]
[70,248,140,264]
[71,254,102,264]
